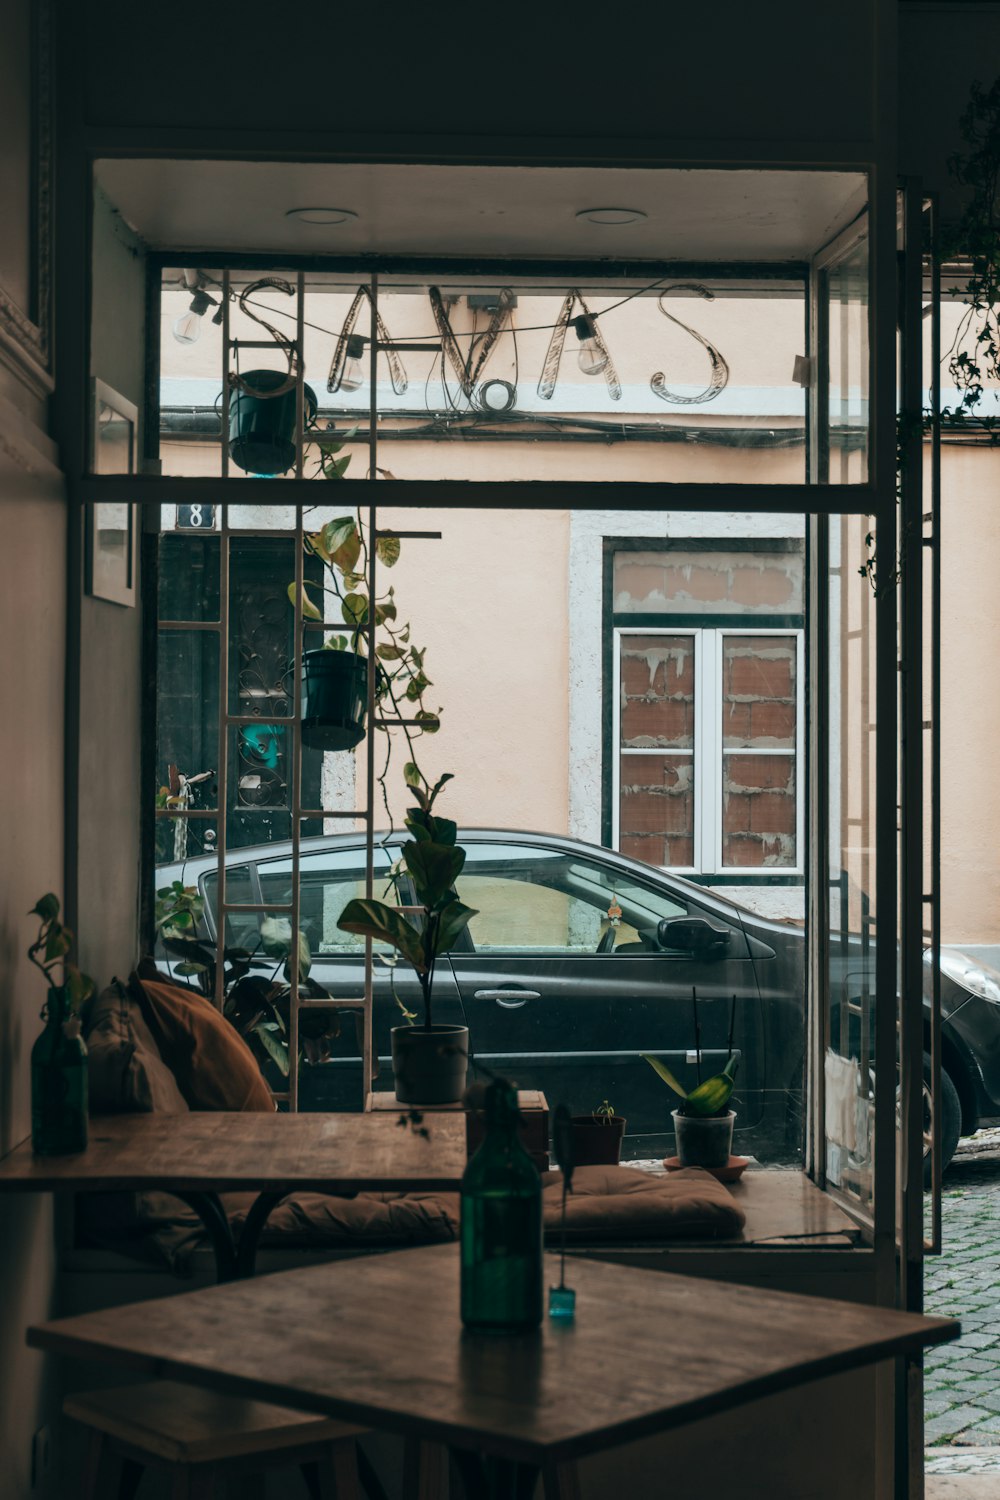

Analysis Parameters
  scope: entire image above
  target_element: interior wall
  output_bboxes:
[0,6,66,1495]
[74,187,147,983]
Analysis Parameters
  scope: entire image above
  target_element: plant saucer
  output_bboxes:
[663,1155,750,1182]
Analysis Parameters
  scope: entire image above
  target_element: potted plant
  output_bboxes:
[642,992,738,1169]
[289,433,440,755]
[568,1098,627,1166]
[154,882,341,1076]
[337,765,477,1104]
[27,894,95,1156]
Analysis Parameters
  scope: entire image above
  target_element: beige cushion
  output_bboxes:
[541,1164,746,1241]
[84,981,189,1115]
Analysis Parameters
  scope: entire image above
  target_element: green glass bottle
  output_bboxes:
[31,986,88,1156]
[461,1079,543,1332]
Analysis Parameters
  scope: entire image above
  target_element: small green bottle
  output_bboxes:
[31,986,88,1156]
[460,1079,543,1332]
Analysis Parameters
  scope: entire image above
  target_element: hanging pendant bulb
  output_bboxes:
[172,288,215,345]
[340,334,367,392]
[573,312,608,376]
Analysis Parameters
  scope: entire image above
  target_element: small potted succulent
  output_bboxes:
[642,992,738,1168]
[337,765,477,1104]
[568,1099,627,1166]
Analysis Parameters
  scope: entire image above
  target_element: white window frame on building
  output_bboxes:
[613,625,804,878]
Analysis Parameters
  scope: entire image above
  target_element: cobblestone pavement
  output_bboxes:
[925,1127,1000,1468]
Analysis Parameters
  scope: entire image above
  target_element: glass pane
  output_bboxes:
[228,536,297,718]
[825,237,869,483]
[615,548,804,616]
[824,513,877,1214]
[156,630,220,811]
[722,754,796,868]
[619,754,695,867]
[620,633,694,748]
[158,533,220,621]
[257,848,392,955]
[722,635,797,749]
[154,814,218,876]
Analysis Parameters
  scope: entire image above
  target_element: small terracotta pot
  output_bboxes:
[568,1114,626,1166]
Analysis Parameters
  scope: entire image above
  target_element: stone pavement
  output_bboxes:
[925,1127,1000,1470]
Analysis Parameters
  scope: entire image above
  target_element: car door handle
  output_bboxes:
[473,989,540,1008]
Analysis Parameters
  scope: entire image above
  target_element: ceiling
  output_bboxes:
[96,160,867,264]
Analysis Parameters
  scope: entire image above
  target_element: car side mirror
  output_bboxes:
[658,915,732,956]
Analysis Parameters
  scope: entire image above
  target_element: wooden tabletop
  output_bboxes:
[0,1111,467,1195]
[28,1243,958,1466]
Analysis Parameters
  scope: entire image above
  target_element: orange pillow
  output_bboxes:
[130,974,275,1113]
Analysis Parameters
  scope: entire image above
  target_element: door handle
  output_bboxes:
[473,989,540,1008]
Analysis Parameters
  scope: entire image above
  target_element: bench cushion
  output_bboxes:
[129,973,275,1114]
[84,981,189,1115]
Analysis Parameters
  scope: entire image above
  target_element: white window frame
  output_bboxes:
[613,626,804,878]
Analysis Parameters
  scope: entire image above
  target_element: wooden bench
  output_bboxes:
[65,1379,374,1499]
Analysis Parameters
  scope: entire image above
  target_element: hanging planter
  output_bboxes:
[301,648,369,751]
[228,370,317,476]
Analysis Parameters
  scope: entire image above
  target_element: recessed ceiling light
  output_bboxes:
[576,207,647,226]
[285,207,359,226]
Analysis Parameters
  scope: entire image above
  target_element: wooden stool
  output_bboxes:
[65,1379,372,1499]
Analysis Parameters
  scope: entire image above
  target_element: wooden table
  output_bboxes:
[28,1243,959,1498]
[0,1111,466,1281]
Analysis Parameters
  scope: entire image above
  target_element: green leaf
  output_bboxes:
[253,1022,290,1075]
[415,710,440,733]
[403,762,423,789]
[65,966,95,1008]
[684,1056,739,1118]
[31,894,60,922]
[342,592,368,627]
[337,899,425,971]
[434,901,478,955]
[374,600,397,624]
[45,926,72,962]
[403,841,465,909]
[376,643,405,660]
[429,816,457,847]
[284,927,312,985]
[288,581,323,621]
[323,455,351,482]
[176,962,208,976]
[641,1053,689,1100]
[260,916,293,957]
[324,516,361,569]
[375,534,401,567]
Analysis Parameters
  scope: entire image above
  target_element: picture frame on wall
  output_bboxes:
[87,378,138,607]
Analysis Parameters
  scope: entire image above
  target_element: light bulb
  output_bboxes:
[573,313,607,376]
[172,309,202,345]
[340,334,366,392]
[171,288,215,345]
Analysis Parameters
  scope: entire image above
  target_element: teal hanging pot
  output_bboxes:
[228,371,317,476]
[301,649,369,751]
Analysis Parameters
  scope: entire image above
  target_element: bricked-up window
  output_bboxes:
[615,628,802,874]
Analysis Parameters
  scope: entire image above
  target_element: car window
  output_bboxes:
[455,844,689,955]
[201,864,258,950]
[256,848,394,955]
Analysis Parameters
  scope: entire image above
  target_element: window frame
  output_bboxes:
[613,624,804,878]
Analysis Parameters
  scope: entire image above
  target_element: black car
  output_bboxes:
[156,829,1000,1165]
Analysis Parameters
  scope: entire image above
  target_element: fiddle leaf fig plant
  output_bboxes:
[337,766,478,1030]
[27,894,95,1011]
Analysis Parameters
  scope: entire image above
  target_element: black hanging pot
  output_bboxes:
[301,649,369,751]
[228,370,317,476]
